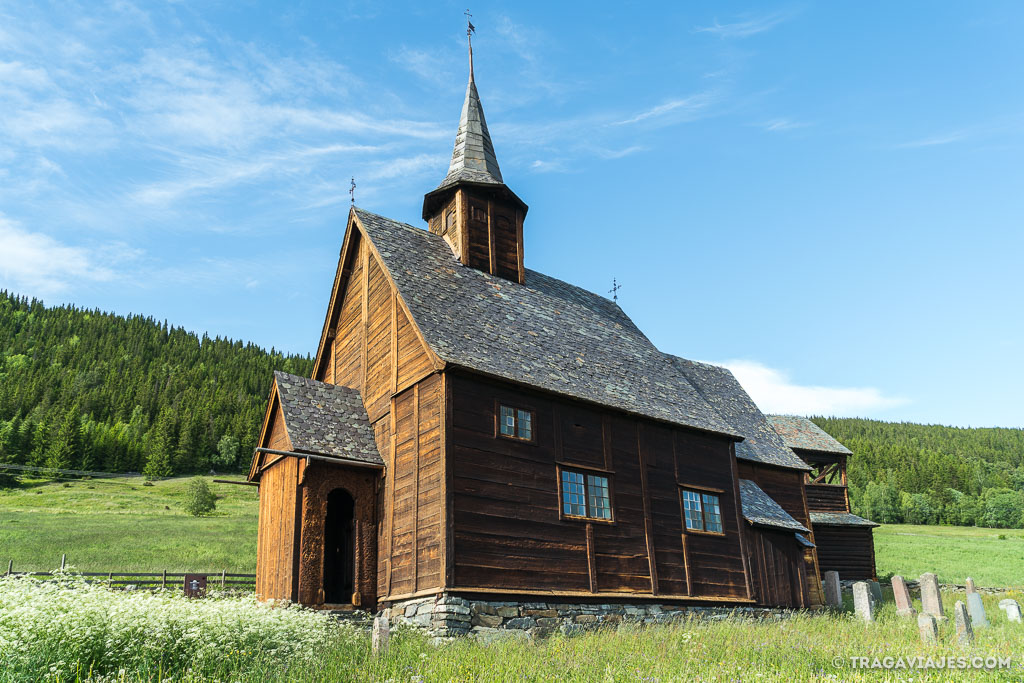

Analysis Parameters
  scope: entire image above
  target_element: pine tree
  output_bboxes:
[46,408,81,472]
[143,410,175,480]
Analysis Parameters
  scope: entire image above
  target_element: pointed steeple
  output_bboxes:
[436,30,503,189]
[422,18,528,284]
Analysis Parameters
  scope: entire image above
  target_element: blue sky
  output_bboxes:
[1,1,1022,427]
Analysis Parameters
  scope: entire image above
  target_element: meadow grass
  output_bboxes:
[1,575,1022,682]
[0,476,257,573]
[874,524,1024,588]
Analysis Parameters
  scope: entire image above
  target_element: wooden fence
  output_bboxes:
[4,558,255,591]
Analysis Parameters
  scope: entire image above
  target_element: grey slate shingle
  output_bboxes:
[436,75,503,191]
[670,357,810,471]
[739,479,810,533]
[354,208,739,439]
[809,511,879,528]
[767,415,853,455]
[273,371,383,466]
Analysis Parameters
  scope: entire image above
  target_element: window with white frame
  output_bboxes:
[560,469,612,521]
[681,488,724,533]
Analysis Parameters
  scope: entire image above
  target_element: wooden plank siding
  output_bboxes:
[813,526,877,581]
[737,460,824,606]
[255,455,300,602]
[446,372,750,601]
[805,484,849,512]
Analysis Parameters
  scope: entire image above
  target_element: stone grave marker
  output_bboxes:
[966,592,989,628]
[853,581,874,623]
[868,580,883,605]
[954,601,973,646]
[998,599,1022,624]
[917,613,938,644]
[892,575,917,617]
[920,573,945,619]
[823,571,842,608]
[372,615,390,654]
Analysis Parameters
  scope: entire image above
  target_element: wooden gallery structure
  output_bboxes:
[247,41,875,613]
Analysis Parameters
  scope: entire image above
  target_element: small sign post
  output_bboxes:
[183,574,207,598]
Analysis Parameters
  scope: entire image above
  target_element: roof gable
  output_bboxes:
[352,207,739,439]
[669,357,810,471]
[767,415,852,455]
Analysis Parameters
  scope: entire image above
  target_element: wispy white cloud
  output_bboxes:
[694,12,793,39]
[613,92,717,126]
[0,215,136,295]
[716,359,908,416]
[895,131,970,148]
[389,46,452,86]
[759,118,810,132]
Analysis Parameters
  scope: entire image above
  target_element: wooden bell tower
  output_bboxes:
[422,22,528,283]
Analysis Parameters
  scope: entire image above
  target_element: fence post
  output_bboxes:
[108,572,112,588]
[161,569,166,590]
[221,570,226,590]
[60,554,66,571]
[6,560,11,576]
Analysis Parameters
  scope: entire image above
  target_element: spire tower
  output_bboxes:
[423,16,528,284]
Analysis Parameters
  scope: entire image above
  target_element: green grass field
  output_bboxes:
[0,475,258,573]
[3,476,1024,590]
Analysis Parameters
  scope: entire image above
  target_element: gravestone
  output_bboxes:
[823,571,842,608]
[920,573,945,619]
[372,615,390,654]
[183,574,207,598]
[954,601,973,646]
[998,599,1022,624]
[965,577,976,594]
[966,592,989,628]
[853,581,874,623]
[869,581,883,605]
[892,575,917,617]
[917,613,938,644]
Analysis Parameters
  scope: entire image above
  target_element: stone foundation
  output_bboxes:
[382,593,792,641]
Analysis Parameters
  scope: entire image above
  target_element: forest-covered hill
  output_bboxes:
[0,291,313,477]
[2,290,1023,527]
[814,417,1024,528]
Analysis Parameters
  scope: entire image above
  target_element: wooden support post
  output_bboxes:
[107,572,112,588]
[221,570,226,590]
[161,569,166,589]
[6,560,11,576]
[636,425,659,595]
[585,523,597,593]
[60,554,66,571]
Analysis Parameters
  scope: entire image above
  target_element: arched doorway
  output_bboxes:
[323,488,355,604]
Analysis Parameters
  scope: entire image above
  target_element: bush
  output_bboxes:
[0,472,18,489]
[183,477,217,517]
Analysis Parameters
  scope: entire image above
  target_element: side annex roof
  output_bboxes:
[767,415,853,455]
[352,207,740,439]
[272,371,382,466]
[669,357,810,471]
[809,511,879,528]
[738,479,810,533]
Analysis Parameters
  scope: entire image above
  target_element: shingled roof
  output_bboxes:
[273,371,383,466]
[810,511,878,528]
[669,358,810,471]
[767,415,852,455]
[435,64,503,191]
[739,479,809,533]
[354,208,740,439]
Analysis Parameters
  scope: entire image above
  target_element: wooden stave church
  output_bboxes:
[247,46,875,612]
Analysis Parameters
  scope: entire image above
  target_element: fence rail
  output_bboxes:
[4,559,256,591]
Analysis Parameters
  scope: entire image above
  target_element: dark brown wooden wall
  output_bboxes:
[446,373,749,600]
[805,484,849,513]
[813,526,877,581]
[426,188,524,283]
[736,460,823,606]
[745,528,807,608]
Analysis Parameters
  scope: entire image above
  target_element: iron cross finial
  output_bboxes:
[465,9,474,36]
[349,177,356,205]
[609,278,622,303]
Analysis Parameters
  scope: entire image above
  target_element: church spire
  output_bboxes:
[436,17,503,190]
[422,15,528,284]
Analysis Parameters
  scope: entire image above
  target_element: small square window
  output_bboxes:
[681,488,724,534]
[560,468,613,521]
[498,404,535,442]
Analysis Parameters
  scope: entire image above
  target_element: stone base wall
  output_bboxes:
[382,593,792,641]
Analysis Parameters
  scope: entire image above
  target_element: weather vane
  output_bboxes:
[349,177,356,205]
[609,278,622,303]
[465,9,475,37]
